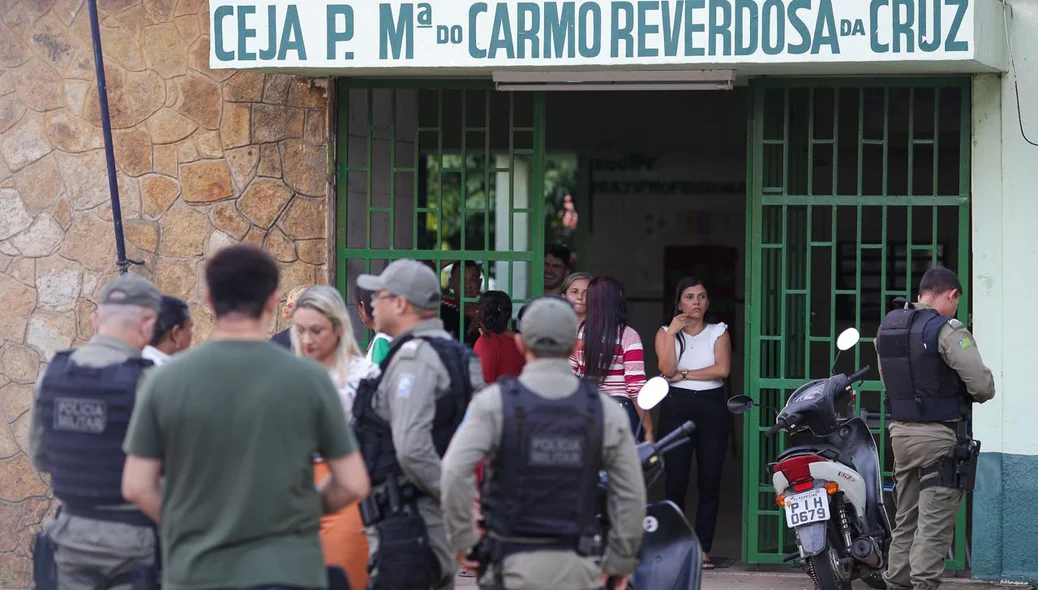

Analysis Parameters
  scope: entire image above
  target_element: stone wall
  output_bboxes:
[0,0,330,583]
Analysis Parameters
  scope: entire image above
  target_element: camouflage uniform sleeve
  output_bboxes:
[441,386,502,554]
[387,341,449,500]
[938,321,996,403]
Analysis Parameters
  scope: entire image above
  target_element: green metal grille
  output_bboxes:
[744,78,972,568]
[334,80,546,345]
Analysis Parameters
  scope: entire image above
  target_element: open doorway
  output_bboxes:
[332,77,972,570]
[543,89,750,563]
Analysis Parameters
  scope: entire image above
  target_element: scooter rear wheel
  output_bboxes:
[807,547,852,590]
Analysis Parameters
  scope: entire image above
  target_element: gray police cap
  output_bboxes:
[520,297,578,355]
[99,274,162,312]
[356,259,442,310]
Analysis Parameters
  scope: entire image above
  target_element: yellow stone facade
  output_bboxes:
[0,0,331,583]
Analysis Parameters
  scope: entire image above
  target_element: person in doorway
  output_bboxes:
[472,291,526,384]
[442,260,482,346]
[292,285,381,590]
[142,295,193,366]
[562,271,591,324]
[441,296,647,590]
[356,284,393,364]
[121,245,371,590]
[654,276,732,570]
[29,274,162,590]
[875,267,995,590]
[571,276,653,442]
[271,284,311,349]
[352,259,485,590]
[543,243,573,297]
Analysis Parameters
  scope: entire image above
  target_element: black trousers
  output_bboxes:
[656,386,730,554]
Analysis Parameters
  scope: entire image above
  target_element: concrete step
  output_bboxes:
[700,569,1033,590]
[455,569,1035,589]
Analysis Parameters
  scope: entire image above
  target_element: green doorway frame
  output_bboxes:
[333,79,547,346]
[742,77,972,569]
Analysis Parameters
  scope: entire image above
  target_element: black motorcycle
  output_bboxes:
[601,377,702,590]
[727,328,891,590]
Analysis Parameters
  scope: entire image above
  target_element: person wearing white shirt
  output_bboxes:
[142,295,193,366]
[653,277,732,570]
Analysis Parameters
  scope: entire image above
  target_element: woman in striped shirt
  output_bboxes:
[570,275,654,441]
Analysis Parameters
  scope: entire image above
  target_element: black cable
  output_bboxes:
[1004,0,1038,147]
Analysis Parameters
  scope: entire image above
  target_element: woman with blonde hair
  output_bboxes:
[291,285,379,589]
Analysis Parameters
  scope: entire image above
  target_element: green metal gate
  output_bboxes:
[743,78,972,568]
[334,80,546,345]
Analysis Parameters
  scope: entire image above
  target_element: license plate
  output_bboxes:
[784,487,830,528]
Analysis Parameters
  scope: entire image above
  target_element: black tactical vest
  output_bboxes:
[35,351,152,515]
[876,305,969,422]
[352,334,477,486]
[483,378,604,551]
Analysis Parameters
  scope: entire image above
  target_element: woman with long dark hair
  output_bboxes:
[653,276,732,569]
[570,276,653,441]
[472,290,526,383]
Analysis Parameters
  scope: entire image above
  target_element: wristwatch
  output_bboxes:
[680,369,688,380]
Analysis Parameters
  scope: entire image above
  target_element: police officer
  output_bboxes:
[875,267,995,590]
[28,274,162,590]
[441,297,647,590]
[352,259,485,590]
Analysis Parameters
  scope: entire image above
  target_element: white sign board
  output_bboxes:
[210,0,979,71]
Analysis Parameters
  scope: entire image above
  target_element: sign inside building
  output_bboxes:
[210,0,982,70]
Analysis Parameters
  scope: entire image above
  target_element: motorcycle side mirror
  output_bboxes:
[637,377,670,410]
[831,327,862,375]
[726,395,755,415]
[836,327,860,351]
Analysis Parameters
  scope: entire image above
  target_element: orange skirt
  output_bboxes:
[314,461,370,590]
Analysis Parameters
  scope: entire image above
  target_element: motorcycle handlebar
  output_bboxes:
[847,365,871,383]
[766,415,791,437]
[655,420,695,450]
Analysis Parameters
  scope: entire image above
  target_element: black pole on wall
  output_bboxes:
[86,0,141,275]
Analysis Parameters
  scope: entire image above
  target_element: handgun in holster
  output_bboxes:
[32,528,58,590]
[466,536,492,581]
[921,421,982,492]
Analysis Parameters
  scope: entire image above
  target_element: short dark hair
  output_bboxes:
[205,245,280,319]
[151,295,191,345]
[354,284,375,311]
[477,291,513,334]
[919,267,961,297]
[545,243,572,266]
[449,260,481,279]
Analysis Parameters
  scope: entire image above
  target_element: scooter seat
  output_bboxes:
[773,445,856,472]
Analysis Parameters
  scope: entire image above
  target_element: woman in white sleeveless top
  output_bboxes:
[653,277,732,570]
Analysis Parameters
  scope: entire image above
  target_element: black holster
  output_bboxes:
[32,528,57,590]
[920,433,981,492]
[365,480,435,590]
[367,509,433,590]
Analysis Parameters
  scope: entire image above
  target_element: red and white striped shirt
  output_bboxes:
[570,325,647,398]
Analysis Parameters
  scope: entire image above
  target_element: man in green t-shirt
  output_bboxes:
[122,245,371,590]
